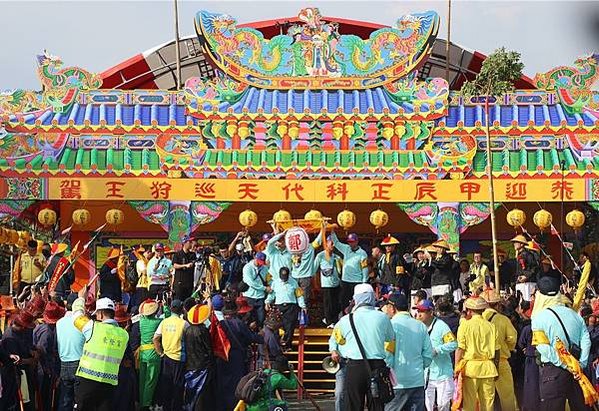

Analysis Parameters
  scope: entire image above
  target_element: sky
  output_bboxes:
[0,0,597,90]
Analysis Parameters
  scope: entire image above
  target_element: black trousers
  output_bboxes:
[277,303,300,348]
[148,284,169,300]
[74,377,115,411]
[344,359,386,411]
[539,364,590,411]
[173,281,193,301]
[158,356,185,411]
[322,286,340,325]
[340,281,360,313]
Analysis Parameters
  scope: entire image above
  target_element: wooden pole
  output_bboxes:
[485,95,500,290]
[174,0,182,89]
[445,0,452,84]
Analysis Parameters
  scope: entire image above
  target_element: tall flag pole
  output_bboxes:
[174,0,182,89]
[445,0,452,85]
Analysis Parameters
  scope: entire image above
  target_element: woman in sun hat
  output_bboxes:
[138,299,162,410]
[183,304,215,410]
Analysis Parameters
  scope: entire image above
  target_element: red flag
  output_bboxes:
[48,257,70,292]
[550,224,559,236]
[209,312,231,361]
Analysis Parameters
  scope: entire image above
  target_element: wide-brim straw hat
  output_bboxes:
[526,241,541,252]
[106,248,121,260]
[381,235,400,246]
[51,243,68,254]
[139,300,159,316]
[510,235,527,245]
[480,289,501,304]
[187,304,211,325]
[464,297,489,311]
[432,239,450,250]
[412,246,424,255]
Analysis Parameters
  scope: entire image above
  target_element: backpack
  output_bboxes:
[235,369,268,404]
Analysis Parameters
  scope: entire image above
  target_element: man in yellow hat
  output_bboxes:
[377,235,408,296]
[455,296,499,411]
[430,240,454,299]
[511,235,539,301]
[481,290,517,411]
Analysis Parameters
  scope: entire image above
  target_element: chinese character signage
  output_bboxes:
[33,177,590,202]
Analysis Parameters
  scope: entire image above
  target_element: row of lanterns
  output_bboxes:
[38,208,125,227]
[0,228,32,248]
[507,208,585,230]
[239,208,390,230]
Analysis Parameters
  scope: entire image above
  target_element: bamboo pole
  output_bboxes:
[445,0,452,84]
[485,94,500,289]
[174,0,182,90]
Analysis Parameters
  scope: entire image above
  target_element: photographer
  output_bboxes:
[147,243,173,300]
[226,232,253,288]
[172,236,196,301]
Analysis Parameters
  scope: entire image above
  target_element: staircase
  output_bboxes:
[287,327,335,398]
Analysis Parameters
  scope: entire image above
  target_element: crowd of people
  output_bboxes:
[0,227,598,411]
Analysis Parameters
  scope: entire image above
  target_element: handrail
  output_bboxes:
[296,324,306,400]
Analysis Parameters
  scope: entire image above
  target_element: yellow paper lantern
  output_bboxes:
[370,209,389,229]
[337,210,356,229]
[566,209,585,230]
[38,208,57,227]
[8,229,19,244]
[506,208,526,227]
[105,209,124,225]
[72,209,91,226]
[273,209,292,224]
[304,209,323,221]
[18,231,31,242]
[533,209,552,231]
[239,209,258,229]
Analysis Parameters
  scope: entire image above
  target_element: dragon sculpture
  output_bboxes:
[534,53,599,115]
[36,50,102,113]
[184,75,248,105]
[1,51,102,116]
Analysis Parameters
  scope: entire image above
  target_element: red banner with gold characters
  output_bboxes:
[40,177,589,202]
[48,257,70,292]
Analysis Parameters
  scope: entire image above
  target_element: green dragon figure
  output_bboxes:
[534,53,598,115]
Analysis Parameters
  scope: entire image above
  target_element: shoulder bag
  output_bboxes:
[547,307,582,360]
[349,312,395,404]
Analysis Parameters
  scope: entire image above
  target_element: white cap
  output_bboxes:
[353,283,374,296]
[93,297,115,314]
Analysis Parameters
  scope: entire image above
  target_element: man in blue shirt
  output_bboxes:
[531,276,592,411]
[330,232,369,313]
[330,283,395,411]
[383,293,433,411]
[241,252,271,326]
[266,267,305,350]
[266,232,292,283]
[415,299,457,411]
[315,236,342,327]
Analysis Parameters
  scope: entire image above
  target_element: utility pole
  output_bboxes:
[445,0,452,85]
[174,0,182,89]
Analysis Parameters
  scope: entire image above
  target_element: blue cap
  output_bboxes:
[154,242,165,251]
[388,293,408,311]
[255,252,267,261]
[181,235,193,243]
[414,299,435,312]
[347,233,359,243]
[262,233,273,242]
[212,295,225,310]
